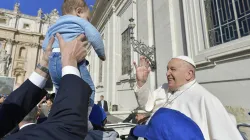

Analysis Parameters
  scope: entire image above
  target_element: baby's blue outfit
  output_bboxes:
[42,15,105,107]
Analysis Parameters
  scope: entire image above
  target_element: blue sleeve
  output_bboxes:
[84,22,105,57]
[42,32,50,51]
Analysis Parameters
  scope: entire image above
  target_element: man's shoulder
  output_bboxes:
[192,83,219,100]
[20,124,37,131]
[5,124,37,139]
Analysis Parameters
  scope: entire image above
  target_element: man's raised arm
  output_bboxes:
[0,37,55,137]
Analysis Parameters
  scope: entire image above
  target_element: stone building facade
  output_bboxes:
[0,3,59,90]
[89,0,250,125]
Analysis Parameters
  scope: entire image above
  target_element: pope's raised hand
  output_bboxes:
[133,56,151,87]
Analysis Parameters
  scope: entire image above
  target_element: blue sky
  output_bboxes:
[0,0,96,16]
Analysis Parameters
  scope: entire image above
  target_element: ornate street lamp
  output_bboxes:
[128,18,156,70]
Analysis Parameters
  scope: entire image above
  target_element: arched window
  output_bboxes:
[19,47,26,58]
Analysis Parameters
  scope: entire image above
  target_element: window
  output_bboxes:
[99,60,103,83]
[19,47,26,58]
[23,23,30,30]
[204,0,250,47]
[182,0,250,65]
[121,28,131,75]
[0,19,6,25]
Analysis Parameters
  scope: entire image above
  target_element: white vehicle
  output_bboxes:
[105,123,136,140]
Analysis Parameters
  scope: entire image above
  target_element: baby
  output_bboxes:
[42,0,105,129]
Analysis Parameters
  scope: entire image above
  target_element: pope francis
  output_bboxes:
[133,56,243,140]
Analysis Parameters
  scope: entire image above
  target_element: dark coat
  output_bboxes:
[98,100,108,112]
[3,75,91,140]
[0,79,47,138]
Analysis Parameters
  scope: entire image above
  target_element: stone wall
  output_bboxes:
[0,5,58,90]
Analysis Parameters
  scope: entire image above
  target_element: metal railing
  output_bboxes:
[237,112,250,140]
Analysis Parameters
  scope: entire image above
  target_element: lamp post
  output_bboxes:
[128,18,156,70]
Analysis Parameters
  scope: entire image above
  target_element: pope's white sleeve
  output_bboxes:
[134,80,157,112]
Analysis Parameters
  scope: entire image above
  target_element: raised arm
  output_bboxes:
[41,33,90,139]
[3,34,91,140]
[84,21,106,61]
[133,56,153,111]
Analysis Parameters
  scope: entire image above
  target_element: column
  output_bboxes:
[132,0,139,76]
[36,18,43,33]
[5,39,14,77]
[25,43,39,80]
[8,42,17,77]
[13,15,21,29]
[169,0,186,56]
[105,19,111,105]
[5,39,14,55]
[10,16,17,28]
[147,0,157,89]
[36,8,43,33]
[112,5,117,106]
[15,72,25,89]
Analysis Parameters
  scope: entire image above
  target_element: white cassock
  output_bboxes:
[134,79,243,140]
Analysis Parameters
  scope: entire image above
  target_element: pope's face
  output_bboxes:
[166,59,191,91]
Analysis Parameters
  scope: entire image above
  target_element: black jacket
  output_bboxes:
[3,74,91,140]
[0,79,47,138]
[7,124,36,136]
[98,100,108,112]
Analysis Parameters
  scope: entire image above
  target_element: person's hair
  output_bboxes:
[22,107,38,123]
[100,95,104,98]
[62,0,89,15]
[46,93,55,103]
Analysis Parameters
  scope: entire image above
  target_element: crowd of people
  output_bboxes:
[0,0,246,140]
